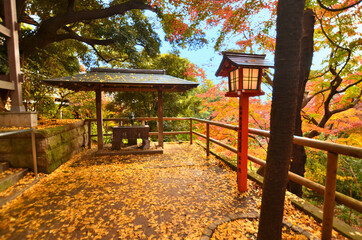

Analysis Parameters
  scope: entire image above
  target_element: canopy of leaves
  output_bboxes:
[112,53,206,133]
[21,40,85,117]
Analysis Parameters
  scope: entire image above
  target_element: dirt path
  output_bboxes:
[0,143,261,239]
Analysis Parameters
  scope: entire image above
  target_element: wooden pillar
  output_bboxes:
[4,0,24,112]
[96,89,104,150]
[157,89,164,148]
[237,95,249,192]
[206,122,210,156]
[87,120,92,149]
[322,152,338,240]
[31,129,38,178]
[190,118,193,144]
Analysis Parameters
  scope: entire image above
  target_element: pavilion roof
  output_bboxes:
[43,68,199,92]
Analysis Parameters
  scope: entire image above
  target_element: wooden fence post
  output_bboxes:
[206,122,210,156]
[190,118,193,145]
[322,151,338,240]
[88,120,92,149]
[95,89,104,150]
[31,129,38,178]
[157,89,164,148]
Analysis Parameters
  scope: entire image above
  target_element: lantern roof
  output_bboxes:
[215,52,274,77]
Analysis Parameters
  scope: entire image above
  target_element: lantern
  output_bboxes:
[229,67,262,92]
[215,52,273,97]
[215,52,274,192]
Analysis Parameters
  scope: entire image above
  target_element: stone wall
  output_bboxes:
[0,112,38,127]
[0,120,89,173]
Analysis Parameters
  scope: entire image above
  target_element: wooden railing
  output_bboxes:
[85,117,190,148]
[85,117,362,239]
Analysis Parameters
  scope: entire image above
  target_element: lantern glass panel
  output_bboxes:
[242,68,260,90]
[229,68,239,91]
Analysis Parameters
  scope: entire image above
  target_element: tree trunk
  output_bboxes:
[288,9,315,197]
[257,0,306,239]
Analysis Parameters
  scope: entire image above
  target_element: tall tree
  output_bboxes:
[0,0,209,62]
[0,0,209,113]
[289,1,362,195]
[257,0,305,239]
[288,9,315,196]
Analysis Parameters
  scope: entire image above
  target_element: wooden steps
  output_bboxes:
[0,162,9,173]
[0,166,28,192]
[0,162,40,208]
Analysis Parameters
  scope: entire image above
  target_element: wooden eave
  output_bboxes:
[44,81,196,92]
[43,69,198,93]
[215,52,274,77]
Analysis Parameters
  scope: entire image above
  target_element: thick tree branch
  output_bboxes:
[316,0,362,12]
[41,0,156,32]
[20,0,156,58]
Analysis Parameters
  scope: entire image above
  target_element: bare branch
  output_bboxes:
[262,71,273,87]
[336,78,362,93]
[301,110,319,126]
[248,134,267,152]
[317,14,352,76]
[341,158,362,197]
[62,26,114,45]
[330,90,362,115]
[90,45,128,63]
[302,87,331,108]
[250,113,266,130]
[316,0,362,12]
[91,45,111,63]
[308,69,330,80]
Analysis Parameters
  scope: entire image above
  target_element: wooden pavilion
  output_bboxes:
[43,68,198,152]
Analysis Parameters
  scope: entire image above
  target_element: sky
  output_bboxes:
[155,24,275,99]
[160,38,225,83]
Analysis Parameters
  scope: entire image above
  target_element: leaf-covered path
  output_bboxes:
[0,143,260,239]
[0,143,346,239]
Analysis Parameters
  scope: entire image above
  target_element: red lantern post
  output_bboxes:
[216,52,273,192]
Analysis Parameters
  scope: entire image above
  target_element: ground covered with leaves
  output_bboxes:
[0,143,348,239]
[0,119,80,131]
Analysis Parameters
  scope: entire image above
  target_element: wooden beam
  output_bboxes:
[190,119,193,144]
[158,89,164,148]
[4,0,24,111]
[0,79,14,90]
[0,75,9,81]
[91,68,166,75]
[0,24,11,37]
[96,89,104,150]
[206,123,210,156]
[149,131,189,136]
